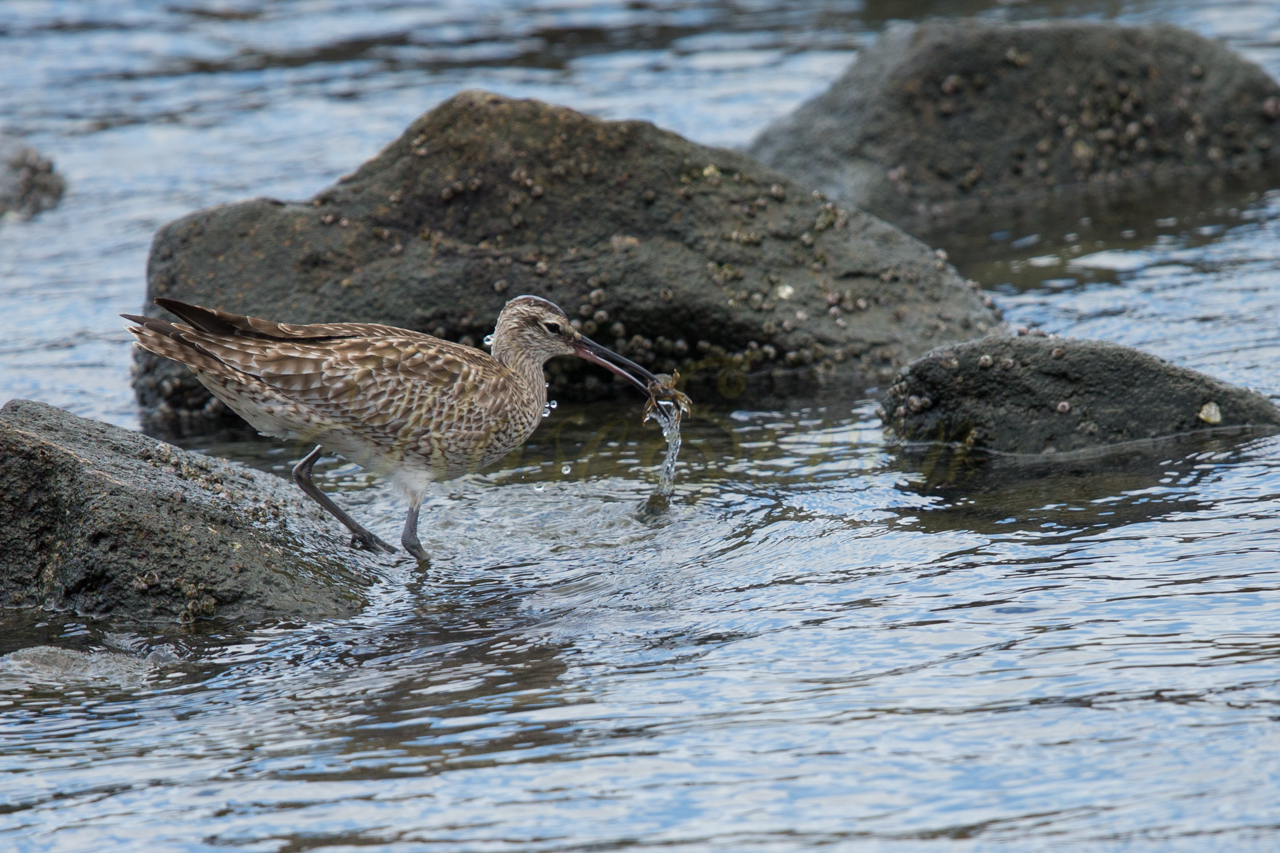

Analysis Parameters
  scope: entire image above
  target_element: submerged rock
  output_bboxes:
[750,20,1280,233]
[0,400,381,624]
[0,646,154,689]
[134,90,997,437]
[0,137,65,220]
[882,335,1280,459]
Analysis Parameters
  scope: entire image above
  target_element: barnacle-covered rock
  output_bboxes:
[882,335,1280,459]
[0,137,64,220]
[751,20,1280,233]
[134,91,996,437]
[0,400,379,623]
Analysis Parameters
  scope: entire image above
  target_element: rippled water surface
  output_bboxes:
[6,1,1280,850]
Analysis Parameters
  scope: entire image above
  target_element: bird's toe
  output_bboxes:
[351,532,396,554]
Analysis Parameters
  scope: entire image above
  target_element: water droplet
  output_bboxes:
[561,464,571,475]
[549,400,558,409]
[541,404,551,418]
[534,484,545,492]
[483,334,494,346]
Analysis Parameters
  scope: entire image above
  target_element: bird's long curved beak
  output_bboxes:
[572,336,659,394]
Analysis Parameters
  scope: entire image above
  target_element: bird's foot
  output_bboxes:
[402,534,430,563]
[350,531,397,554]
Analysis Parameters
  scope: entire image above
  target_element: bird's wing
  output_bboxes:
[179,331,523,443]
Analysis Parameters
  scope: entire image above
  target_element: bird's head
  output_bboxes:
[490,295,658,395]
[492,295,577,362]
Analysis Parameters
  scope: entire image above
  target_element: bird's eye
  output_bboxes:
[543,322,562,335]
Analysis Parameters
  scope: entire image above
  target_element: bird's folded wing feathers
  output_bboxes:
[176,331,518,435]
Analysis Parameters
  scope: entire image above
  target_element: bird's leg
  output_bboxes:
[292,445,395,554]
[400,495,429,563]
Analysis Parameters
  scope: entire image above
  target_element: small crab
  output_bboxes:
[643,370,693,421]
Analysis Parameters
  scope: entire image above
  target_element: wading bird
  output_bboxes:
[125,296,686,561]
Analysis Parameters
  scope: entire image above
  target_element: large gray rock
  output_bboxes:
[134,90,997,437]
[881,335,1280,458]
[0,137,64,220]
[0,400,382,624]
[750,20,1280,233]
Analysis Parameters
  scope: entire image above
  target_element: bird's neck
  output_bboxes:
[492,343,548,410]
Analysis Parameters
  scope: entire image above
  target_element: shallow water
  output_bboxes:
[6,1,1280,850]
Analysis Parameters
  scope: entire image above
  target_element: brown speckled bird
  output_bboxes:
[124,295,677,561]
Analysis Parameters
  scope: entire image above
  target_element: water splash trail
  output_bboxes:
[642,400,682,516]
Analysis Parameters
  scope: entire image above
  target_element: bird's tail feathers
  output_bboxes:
[154,297,299,340]
[126,323,244,379]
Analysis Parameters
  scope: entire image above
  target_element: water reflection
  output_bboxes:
[900,424,1272,506]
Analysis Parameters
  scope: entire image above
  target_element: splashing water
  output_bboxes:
[642,399,683,515]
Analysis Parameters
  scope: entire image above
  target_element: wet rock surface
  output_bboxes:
[0,400,381,624]
[882,335,1280,458]
[0,137,64,220]
[134,90,996,437]
[750,20,1280,233]
[0,646,156,689]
